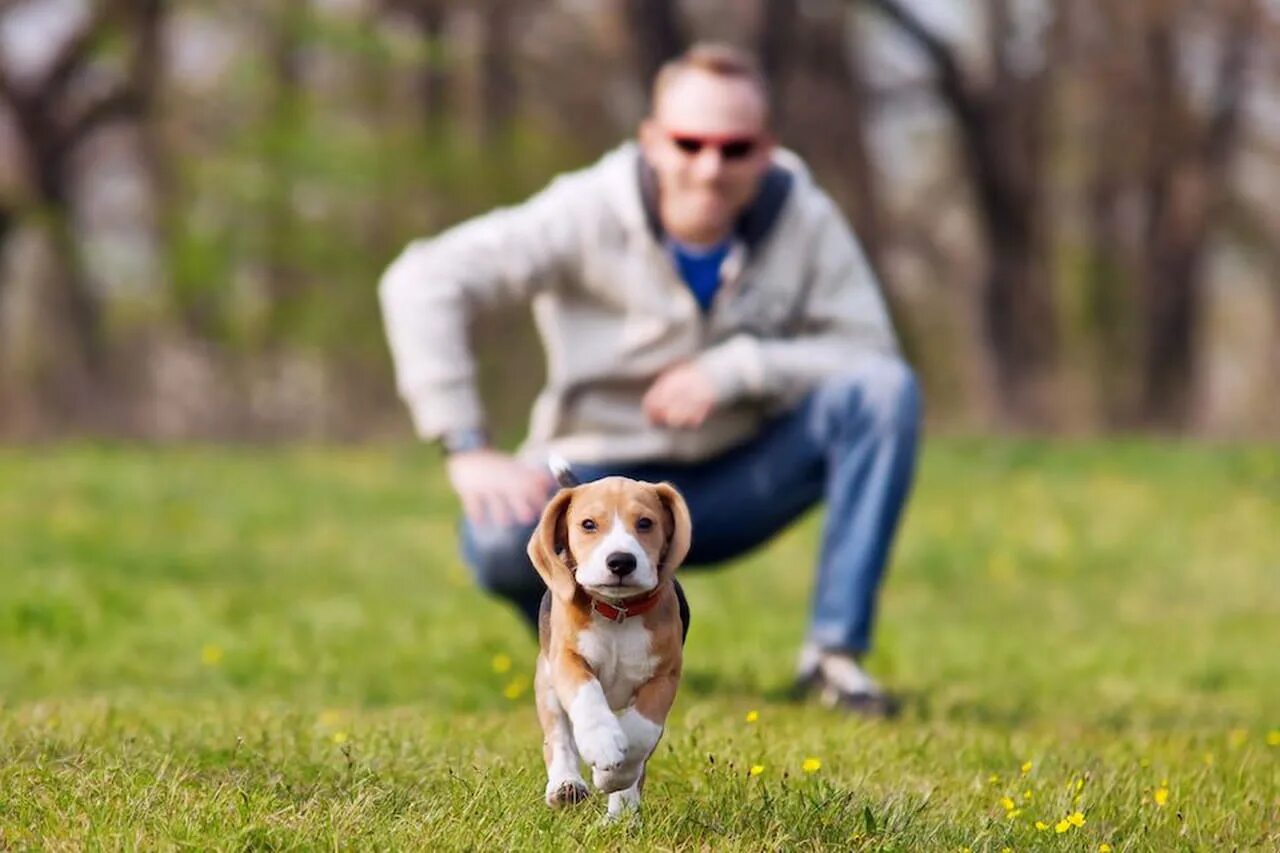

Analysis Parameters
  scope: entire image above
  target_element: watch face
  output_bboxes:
[444,429,488,454]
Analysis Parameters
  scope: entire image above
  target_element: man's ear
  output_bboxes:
[654,482,692,578]
[527,488,578,602]
[638,117,662,159]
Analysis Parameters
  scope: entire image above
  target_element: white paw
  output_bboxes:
[605,785,642,822]
[575,719,627,771]
[544,777,589,808]
[593,762,641,794]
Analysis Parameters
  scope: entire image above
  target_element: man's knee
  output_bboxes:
[813,355,922,437]
[459,520,543,598]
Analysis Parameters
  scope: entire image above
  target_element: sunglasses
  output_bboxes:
[666,131,760,160]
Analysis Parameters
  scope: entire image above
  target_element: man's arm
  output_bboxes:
[378,172,589,441]
[693,192,900,404]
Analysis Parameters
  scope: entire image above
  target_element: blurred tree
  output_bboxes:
[778,2,883,267]
[479,0,518,146]
[260,0,309,345]
[1135,0,1259,428]
[623,0,687,86]
[858,0,1061,428]
[758,0,797,122]
[1073,0,1260,428]
[380,0,453,136]
[0,0,160,403]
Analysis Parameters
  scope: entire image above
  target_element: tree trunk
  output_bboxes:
[860,0,1059,426]
[623,0,686,91]
[758,0,797,125]
[1137,0,1255,429]
[261,0,307,341]
[478,0,517,147]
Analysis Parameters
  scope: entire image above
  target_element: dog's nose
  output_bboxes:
[606,552,637,577]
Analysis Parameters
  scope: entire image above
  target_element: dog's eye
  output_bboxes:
[581,519,597,532]
[636,517,653,531]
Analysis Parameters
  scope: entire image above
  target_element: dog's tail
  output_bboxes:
[548,454,580,489]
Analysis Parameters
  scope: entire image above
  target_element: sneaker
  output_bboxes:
[792,644,900,718]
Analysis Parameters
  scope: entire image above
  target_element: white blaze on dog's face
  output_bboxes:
[562,478,679,600]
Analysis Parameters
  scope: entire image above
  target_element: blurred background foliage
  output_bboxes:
[0,0,1276,443]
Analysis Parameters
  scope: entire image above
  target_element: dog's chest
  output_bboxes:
[576,619,657,711]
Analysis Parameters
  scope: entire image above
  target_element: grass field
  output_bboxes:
[0,440,1277,850]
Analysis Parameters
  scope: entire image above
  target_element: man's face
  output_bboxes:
[639,70,773,244]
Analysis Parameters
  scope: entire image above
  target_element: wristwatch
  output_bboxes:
[440,427,490,455]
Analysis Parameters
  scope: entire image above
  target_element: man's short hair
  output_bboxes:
[651,42,769,114]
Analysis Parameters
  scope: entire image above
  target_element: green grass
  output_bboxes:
[1,440,1277,850]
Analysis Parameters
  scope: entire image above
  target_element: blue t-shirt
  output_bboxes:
[667,238,730,312]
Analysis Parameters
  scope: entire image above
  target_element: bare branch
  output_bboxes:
[1202,0,1258,168]
[0,55,23,110]
[41,4,114,100]
[64,86,141,146]
[858,0,977,121]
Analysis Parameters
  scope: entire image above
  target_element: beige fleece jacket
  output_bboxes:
[379,142,899,465]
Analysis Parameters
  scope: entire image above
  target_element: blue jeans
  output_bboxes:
[459,354,921,654]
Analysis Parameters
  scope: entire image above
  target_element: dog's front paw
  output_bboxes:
[593,762,641,794]
[545,778,590,808]
[575,719,627,771]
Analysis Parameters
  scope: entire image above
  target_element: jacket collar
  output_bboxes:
[636,155,794,254]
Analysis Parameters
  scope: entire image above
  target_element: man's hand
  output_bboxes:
[642,361,719,429]
[446,449,554,526]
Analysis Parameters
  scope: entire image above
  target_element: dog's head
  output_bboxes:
[527,476,692,603]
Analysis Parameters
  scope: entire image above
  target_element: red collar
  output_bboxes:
[589,587,664,623]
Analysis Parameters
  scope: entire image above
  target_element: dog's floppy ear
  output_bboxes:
[654,482,692,578]
[527,488,578,602]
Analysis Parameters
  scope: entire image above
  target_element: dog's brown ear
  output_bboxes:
[654,482,692,578]
[527,488,578,602]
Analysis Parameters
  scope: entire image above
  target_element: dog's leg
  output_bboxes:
[592,707,661,793]
[536,654,588,807]
[567,680,626,773]
[551,651,627,774]
[605,777,642,821]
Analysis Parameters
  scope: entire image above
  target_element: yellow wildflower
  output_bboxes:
[988,774,1000,784]
[1021,760,1033,774]
[503,676,528,700]
[1035,821,1050,831]
[491,653,512,674]
[802,757,822,773]
[1006,809,1022,819]
[1000,796,1016,811]
[749,764,765,776]
[1068,811,1086,827]
[1023,789,1033,801]
[1154,786,1169,806]
[1076,778,1085,792]
[1055,819,1070,833]
[332,731,348,744]
[200,644,224,666]
[746,710,760,723]
[1267,730,1280,747]
[1099,845,1112,853]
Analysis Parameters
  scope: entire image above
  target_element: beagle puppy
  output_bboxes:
[526,475,692,820]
